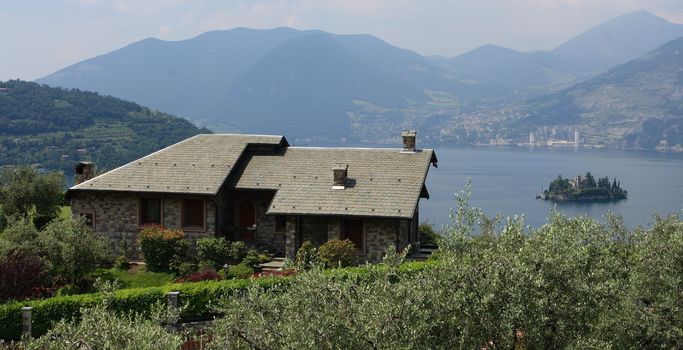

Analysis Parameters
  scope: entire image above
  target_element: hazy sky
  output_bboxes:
[1,0,682,81]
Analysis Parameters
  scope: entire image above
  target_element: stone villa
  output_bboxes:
[67,131,437,262]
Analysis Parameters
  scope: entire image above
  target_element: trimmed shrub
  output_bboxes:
[242,249,263,271]
[295,241,317,269]
[225,263,254,280]
[228,241,248,264]
[0,274,295,340]
[196,237,231,268]
[316,239,356,268]
[0,249,47,303]
[137,225,186,272]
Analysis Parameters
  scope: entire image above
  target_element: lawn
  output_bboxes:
[94,265,175,289]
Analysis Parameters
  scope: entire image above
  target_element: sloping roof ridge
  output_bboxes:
[71,134,205,189]
[203,133,285,138]
[287,146,435,151]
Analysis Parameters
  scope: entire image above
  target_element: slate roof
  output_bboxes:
[231,147,437,219]
[69,134,287,195]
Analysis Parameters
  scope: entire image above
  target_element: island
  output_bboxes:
[538,172,627,201]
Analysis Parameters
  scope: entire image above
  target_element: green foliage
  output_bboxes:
[103,268,175,289]
[0,275,292,340]
[544,172,627,201]
[202,182,683,349]
[295,240,318,269]
[25,283,183,350]
[241,249,263,271]
[196,237,231,268]
[137,225,187,272]
[224,263,255,280]
[113,255,130,270]
[316,239,356,268]
[0,80,209,174]
[0,167,64,227]
[38,217,110,285]
[418,222,440,245]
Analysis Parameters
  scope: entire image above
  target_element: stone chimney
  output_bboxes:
[401,130,417,152]
[332,163,348,189]
[74,162,96,185]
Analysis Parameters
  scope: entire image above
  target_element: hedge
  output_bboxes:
[0,260,436,340]
[0,276,290,340]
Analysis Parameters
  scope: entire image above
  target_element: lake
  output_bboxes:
[420,146,683,230]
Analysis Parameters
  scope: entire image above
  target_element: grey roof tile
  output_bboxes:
[232,147,437,219]
[69,134,285,195]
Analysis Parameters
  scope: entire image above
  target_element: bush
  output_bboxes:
[138,225,187,272]
[224,263,254,280]
[54,284,80,297]
[228,241,248,264]
[113,255,130,270]
[175,262,197,277]
[295,241,318,269]
[418,222,440,245]
[0,249,47,303]
[242,249,263,271]
[177,269,222,283]
[316,239,356,268]
[196,237,231,268]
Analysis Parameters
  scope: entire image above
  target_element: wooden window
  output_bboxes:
[275,215,287,233]
[80,213,94,230]
[343,219,364,252]
[139,198,161,225]
[238,201,256,228]
[182,199,205,230]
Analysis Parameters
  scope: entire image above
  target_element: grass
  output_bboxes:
[95,266,175,289]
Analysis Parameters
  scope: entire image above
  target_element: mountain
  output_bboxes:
[550,10,683,74]
[516,36,683,149]
[0,80,208,172]
[36,11,683,145]
[38,28,471,141]
[444,44,576,91]
[438,10,683,95]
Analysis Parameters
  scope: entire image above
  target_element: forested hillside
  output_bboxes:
[0,80,209,173]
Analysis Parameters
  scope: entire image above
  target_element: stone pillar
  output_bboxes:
[285,216,298,259]
[166,291,180,331]
[21,307,32,338]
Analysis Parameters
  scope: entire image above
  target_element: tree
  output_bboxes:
[38,217,110,285]
[0,167,64,228]
[583,172,597,188]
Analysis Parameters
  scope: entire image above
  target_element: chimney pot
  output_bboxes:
[74,162,96,185]
[332,163,348,189]
[401,130,417,152]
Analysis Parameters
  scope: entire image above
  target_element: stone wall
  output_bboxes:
[278,215,417,263]
[70,191,215,258]
[365,218,399,262]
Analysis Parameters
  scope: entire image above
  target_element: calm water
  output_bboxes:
[421,146,683,229]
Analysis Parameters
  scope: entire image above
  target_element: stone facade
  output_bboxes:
[70,191,215,258]
[72,188,419,263]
